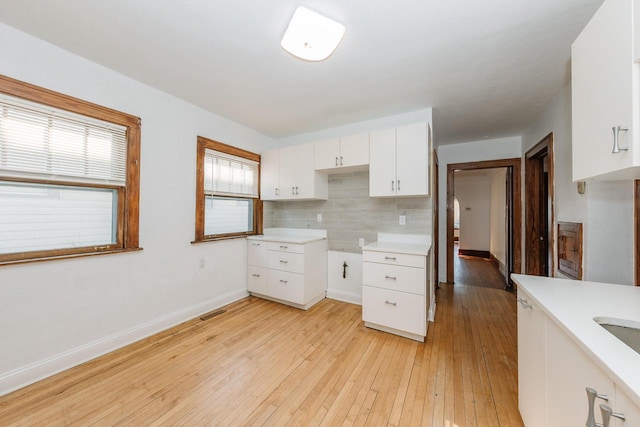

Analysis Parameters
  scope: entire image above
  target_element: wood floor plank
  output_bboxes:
[0,279,523,427]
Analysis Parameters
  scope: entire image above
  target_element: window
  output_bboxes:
[0,75,141,264]
[194,136,261,241]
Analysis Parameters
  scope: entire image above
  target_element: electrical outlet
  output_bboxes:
[199,258,205,268]
[317,213,322,222]
[399,215,406,225]
[358,237,365,247]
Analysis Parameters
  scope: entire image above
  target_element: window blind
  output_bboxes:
[0,93,128,186]
[204,148,258,198]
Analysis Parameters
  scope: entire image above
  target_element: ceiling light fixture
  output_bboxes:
[280,7,345,62]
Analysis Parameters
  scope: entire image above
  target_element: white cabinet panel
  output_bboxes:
[260,149,280,200]
[268,270,305,304]
[248,241,267,267]
[339,133,369,169]
[369,123,429,197]
[267,250,304,274]
[362,262,425,295]
[546,318,614,427]
[267,241,305,254]
[613,386,640,427]
[572,0,639,181]
[369,128,397,197]
[517,289,548,427]
[314,138,341,170]
[362,285,425,336]
[396,122,428,196]
[362,249,426,268]
[247,266,267,294]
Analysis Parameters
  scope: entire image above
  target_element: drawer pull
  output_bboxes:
[252,274,260,277]
[279,260,288,264]
[385,275,397,280]
[279,245,288,249]
[586,387,608,427]
[517,297,532,309]
[279,279,288,284]
[384,256,397,261]
[251,243,261,246]
[599,404,625,427]
[385,300,397,306]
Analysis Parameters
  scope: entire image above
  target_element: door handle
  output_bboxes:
[612,126,629,153]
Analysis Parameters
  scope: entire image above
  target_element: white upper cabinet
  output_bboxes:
[572,0,640,181]
[370,122,429,197]
[314,133,369,172]
[635,0,640,61]
[261,143,328,201]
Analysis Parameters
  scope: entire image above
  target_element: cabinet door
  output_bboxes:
[278,145,298,199]
[314,138,340,170]
[291,143,317,199]
[613,386,640,427]
[546,319,615,427]
[517,290,548,427]
[260,149,280,200]
[396,122,428,196]
[572,0,635,181]
[339,132,369,168]
[635,0,640,62]
[369,128,397,197]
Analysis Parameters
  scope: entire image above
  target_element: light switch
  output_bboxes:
[317,213,322,222]
[399,215,406,225]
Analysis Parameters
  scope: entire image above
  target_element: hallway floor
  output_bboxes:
[454,244,508,289]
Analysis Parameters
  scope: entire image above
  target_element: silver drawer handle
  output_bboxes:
[279,260,288,264]
[252,274,260,277]
[385,275,397,280]
[279,279,288,284]
[612,126,629,153]
[280,245,288,249]
[517,297,532,309]
[600,404,625,427]
[251,243,261,246]
[384,256,397,261]
[586,387,608,427]
[385,300,397,306]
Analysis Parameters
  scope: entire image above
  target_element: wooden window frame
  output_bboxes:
[0,75,141,265]
[193,136,262,242]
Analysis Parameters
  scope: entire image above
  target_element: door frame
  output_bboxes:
[446,158,522,284]
[433,149,439,289]
[524,133,555,276]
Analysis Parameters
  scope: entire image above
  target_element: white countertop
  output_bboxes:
[247,228,327,244]
[363,233,432,256]
[512,274,640,405]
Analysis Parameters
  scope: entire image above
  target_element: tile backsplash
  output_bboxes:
[263,171,432,253]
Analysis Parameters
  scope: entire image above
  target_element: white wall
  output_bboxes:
[454,175,491,251]
[490,169,507,269]
[0,23,276,395]
[522,83,634,285]
[436,136,522,282]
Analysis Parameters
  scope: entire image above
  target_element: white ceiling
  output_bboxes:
[0,0,603,145]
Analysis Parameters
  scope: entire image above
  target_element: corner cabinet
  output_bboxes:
[247,236,327,310]
[369,122,429,197]
[260,143,328,201]
[572,0,640,181]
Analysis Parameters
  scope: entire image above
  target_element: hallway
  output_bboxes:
[454,244,508,289]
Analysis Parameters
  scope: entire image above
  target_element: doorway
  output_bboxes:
[446,158,522,287]
[525,133,554,276]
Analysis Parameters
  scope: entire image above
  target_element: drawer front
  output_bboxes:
[267,241,305,254]
[247,266,267,294]
[362,250,425,268]
[267,250,304,274]
[248,241,267,267]
[267,270,304,304]
[363,262,425,295]
[362,286,425,336]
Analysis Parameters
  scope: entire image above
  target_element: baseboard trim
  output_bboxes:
[458,249,491,259]
[489,252,507,276]
[326,289,362,305]
[0,289,248,397]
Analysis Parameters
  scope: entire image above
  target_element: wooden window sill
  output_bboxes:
[0,248,143,267]
[191,235,255,244]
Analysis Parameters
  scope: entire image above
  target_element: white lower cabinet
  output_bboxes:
[517,288,637,427]
[247,237,327,310]
[362,248,428,341]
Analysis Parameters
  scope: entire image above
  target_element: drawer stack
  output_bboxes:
[362,249,427,341]
[247,237,327,310]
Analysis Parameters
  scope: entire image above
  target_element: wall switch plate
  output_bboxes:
[317,213,322,222]
[358,237,365,247]
[399,215,406,225]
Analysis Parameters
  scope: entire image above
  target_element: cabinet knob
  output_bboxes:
[397,180,401,191]
[385,275,397,280]
[279,279,288,284]
[275,187,279,196]
[252,274,260,277]
[599,404,625,427]
[335,156,339,166]
[385,300,397,306]
[586,387,608,427]
[384,256,397,261]
[612,126,629,153]
[252,243,261,246]
[279,260,288,264]
[340,156,343,166]
[280,245,288,249]
[391,180,395,191]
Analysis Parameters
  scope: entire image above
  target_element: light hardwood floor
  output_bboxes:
[0,284,522,426]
